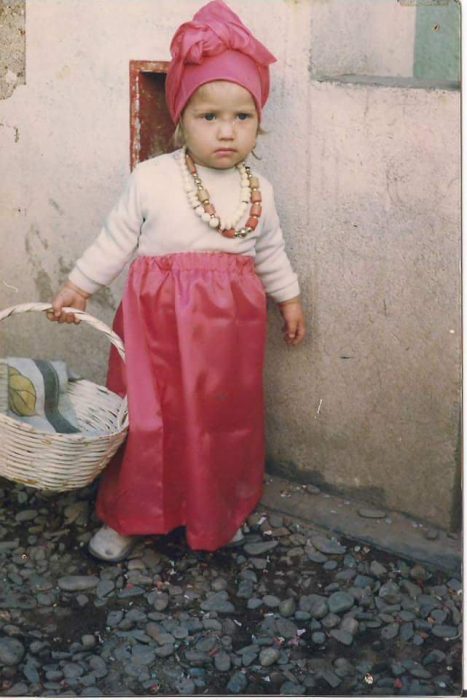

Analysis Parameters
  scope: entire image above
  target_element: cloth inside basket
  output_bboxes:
[0,358,81,434]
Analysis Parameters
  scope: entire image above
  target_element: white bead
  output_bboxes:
[201,212,211,222]
[195,205,204,215]
[209,217,220,228]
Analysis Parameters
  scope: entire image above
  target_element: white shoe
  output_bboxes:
[226,527,245,547]
[88,525,135,562]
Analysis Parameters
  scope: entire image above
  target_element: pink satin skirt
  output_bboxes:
[96,252,267,551]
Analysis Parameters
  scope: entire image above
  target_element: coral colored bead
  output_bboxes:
[246,217,259,230]
[204,204,215,215]
[250,203,262,217]
[222,228,236,238]
[251,191,262,203]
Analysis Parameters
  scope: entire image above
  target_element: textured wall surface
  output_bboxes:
[0,0,25,99]
[0,0,461,529]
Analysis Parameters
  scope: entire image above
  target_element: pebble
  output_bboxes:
[311,632,326,644]
[330,629,353,645]
[381,623,399,640]
[244,541,278,555]
[263,594,280,608]
[259,647,280,666]
[311,534,346,555]
[328,591,354,614]
[57,576,99,592]
[278,598,295,617]
[431,625,458,638]
[226,670,248,693]
[370,560,387,577]
[0,637,25,665]
[214,651,231,672]
[424,528,439,540]
[201,592,235,613]
[357,508,387,519]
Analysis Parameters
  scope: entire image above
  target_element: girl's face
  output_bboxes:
[180,81,259,169]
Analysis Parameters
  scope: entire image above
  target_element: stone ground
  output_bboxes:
[0,476,462,697]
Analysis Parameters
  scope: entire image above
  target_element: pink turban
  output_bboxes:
[165,0,277,124]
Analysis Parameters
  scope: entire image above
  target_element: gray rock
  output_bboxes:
[201,591,235,614]
[237,580,254,598]
[431,625,458,638]
[175,678,195,695]
[16,509,38,522]
[106,611,124,628]
[154,644,174,658]
[0,637,25,665]
[96,579,115,598]
[63,662,84,678]
[132,645,156,665]
[58,576,99,592]
[330,629,353,645]
[370,560,388,577]
[311,632,326,644]
[340,616,359,636]
[354,574,374,588]
[214,651,231,672]
[328,591,354,614]
[334,657,356,678]
[247,597,262,609]
[226,671,248,693]
[430,609,448,624]
[321,613,341,629]
[275,618,298,639]
[306,484,321,495]
[81,635,97,649]
[278,598,296,617]
[378,581,401,604]
[244,540,278,556]
[422,649,446,665]
[88,656,108,679]
[311,534,346,555]
[400,622,414,641]
[323,560,338,571]
[381,623,399,640]
[447,577,462,593]
[409,665,432,679]
[263,595,280,608]
[152,592,169,611]
[259,647,280,666]
[211,577,228,591]
[280,681,306,695]
[357,508,386,519]
[319,669,342,688]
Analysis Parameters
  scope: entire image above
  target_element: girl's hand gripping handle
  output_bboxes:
[48,281,91,324]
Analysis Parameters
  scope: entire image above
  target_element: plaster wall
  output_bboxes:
[0,0,460,529]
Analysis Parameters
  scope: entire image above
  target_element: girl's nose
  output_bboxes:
[218,120,235,139]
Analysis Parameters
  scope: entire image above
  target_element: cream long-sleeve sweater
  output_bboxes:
[69,149,300,303]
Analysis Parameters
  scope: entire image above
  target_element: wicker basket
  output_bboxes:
[0,302,128,492]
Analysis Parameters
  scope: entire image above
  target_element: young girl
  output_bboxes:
[49,0,305,561]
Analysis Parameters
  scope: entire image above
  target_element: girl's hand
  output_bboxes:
[278,297,306,346]
[48,282,91,324]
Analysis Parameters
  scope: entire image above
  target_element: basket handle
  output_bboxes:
[0,302,125,363]
[0,302,128,429]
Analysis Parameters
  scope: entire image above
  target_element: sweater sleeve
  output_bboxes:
[68,166,144,294]
[254,178,300,303]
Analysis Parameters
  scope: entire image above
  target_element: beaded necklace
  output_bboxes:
[179,147,262,239]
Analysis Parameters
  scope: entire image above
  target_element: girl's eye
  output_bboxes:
[237,113,252,121]
[203,113,216,121]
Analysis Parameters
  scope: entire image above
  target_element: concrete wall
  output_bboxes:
[0,0,461,529]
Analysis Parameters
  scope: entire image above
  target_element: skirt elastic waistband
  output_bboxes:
[133,252,256,273]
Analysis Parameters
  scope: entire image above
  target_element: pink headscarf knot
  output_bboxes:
[166,0,277,123]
